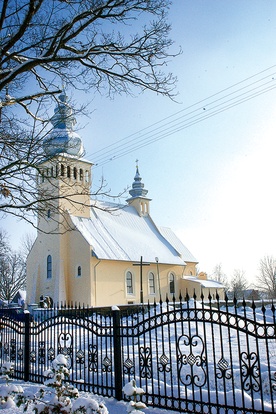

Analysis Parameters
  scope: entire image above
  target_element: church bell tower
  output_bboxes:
[27,92,93,305]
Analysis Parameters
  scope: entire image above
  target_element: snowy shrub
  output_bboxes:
[123,380,147,413]
[17,354,108,414]
[0,359,23,409]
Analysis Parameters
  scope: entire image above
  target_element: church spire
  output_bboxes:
[128,160,149,199]
[127,161,151,216]
[43,91,84,157]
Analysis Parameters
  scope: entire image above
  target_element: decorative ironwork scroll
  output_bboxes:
[88,344,98,372]
[102,356,112,372]
[158,353,171,373]
[10,339,16,361]
[216,357,232,380]
[58,333,73,368]
[177,334,206,387]
[48,347,55,362]
[123,357,135,375]
[38,341,45,364]
[139,346,152,379]
[76,349,85,365]
[241,351,260,392]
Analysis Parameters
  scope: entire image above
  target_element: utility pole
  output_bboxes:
[133,256,150,303]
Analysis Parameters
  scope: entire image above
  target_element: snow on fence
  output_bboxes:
[0,296,275,414]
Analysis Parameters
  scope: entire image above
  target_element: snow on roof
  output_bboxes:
[158,226,198,263]
[70,201,197,265]
[184,277,224,289]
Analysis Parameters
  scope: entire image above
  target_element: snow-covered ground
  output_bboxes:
[0,380,177,414]
[0,302,275,413]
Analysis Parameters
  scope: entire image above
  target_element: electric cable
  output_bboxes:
[83,65,276,168]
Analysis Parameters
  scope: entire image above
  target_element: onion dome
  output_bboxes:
[128,164,148,199]
[43,92,84,157]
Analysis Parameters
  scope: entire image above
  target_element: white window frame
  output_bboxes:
[148,271,156,295]
[169,272,176,294]
[126,270,134,296]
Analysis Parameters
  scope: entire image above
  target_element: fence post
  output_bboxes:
[24,311,30,382]
[112,308,123,400]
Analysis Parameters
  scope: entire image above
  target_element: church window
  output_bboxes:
[77,266,82,277]
[169,273,175,294]
[47,209,51,219]
[47,255,52,279]
[126,271,134,295]
[51,167,54,177]
[67,166,71,178]
[85,170,89,182]
[148,272,155,295]
[60,164,65,176]
[73,167,77,180]
[56,165,59,177]
[80,169,83,181]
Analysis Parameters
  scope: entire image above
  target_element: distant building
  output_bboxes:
[180,273,225,300]
[27,93,221,307]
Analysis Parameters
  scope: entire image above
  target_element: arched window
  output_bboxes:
[126,271,134,295]
[79,169,83,181]
[47,255,52,279]
[85,170,89,182]
[169,273,175,294]
[60,164,65,177]
[67,166,71,178]
[73,167,77,180]
[148,272,155,295]
[77,266,82,277]
[47,209,51,219]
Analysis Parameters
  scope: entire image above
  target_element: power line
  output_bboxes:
[84,65,276,168]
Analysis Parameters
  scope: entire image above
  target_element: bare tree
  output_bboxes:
[230,269,248,300]
[0,230,26,303]
[212,263,229,289]
[0,0,178,228]
[20,232,36,260]
[256,256,276,299]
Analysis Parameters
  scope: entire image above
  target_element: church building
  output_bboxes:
[27,93,223,307]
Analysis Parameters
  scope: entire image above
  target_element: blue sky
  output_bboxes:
[4,1,276,284]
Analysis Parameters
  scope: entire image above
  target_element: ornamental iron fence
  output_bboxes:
[0,295,276,413]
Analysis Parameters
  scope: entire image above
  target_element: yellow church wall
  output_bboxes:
[27,217,198,307]
[179,279,225,301]
[66,229,92,306]
[27,226,71,305]
[89,259,197,307]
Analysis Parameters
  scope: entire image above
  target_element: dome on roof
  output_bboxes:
[128,165,148,199]
[43,92,84,157]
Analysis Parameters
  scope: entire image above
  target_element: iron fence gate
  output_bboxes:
[0,296,276,413]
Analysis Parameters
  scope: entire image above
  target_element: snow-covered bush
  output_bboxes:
[17,354,108,414]
[0,359,23,409]
[123,380,147,413]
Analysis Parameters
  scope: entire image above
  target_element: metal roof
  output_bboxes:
[184,277,224,289]
[70,201,197,265]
